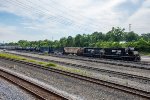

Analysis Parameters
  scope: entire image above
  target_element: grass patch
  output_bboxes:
[0,53,56,67]
[38,61,47,65]
[21,58,26,60]
[56,65,89,76]
[0,52,90,76]
[46,63,57,67]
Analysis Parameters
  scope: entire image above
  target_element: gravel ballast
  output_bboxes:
[0,77,37,100]
[3,51,150,92]
[0,59,148,100]
[7,51,150,78]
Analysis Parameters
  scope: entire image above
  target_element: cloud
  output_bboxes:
[131,0,141,4]
[0,24,55,42]
[0,24,25,42]
[125,0,150,33]
[0,0,149,42]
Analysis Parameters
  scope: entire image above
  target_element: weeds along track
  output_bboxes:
[0,56,150,99]
[6,52,150,84]
[0,66,68,100]
[14,50,150,69]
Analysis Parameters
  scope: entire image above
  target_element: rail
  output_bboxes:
[0,56,150,99]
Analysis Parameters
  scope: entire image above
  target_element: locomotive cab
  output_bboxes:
[125,47,141,61]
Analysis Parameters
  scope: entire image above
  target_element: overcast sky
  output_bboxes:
[0,0,149,42]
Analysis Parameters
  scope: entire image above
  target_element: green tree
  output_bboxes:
[136,38,150,52]
[106,27,125,42]
[18,40,30,47]
[124,31,139,42]
[91,32,105,43]
[80,34,90,47]
[74,34,82,47]
[59,37,67,47]
[66,36,74,47]
[53,40,60,48]
[141,33,150,41]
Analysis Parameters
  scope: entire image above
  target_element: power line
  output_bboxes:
[5,0,102,32]
[41,0,102,29]
[26,0,101,30]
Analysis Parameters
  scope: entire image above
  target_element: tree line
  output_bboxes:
[7,27,150,53]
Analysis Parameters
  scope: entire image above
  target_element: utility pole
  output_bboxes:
[129,24,131,32]
[52,36,53,41]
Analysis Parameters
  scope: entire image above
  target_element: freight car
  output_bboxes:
[38,47,52,53]
[15,46,54,53]
[63,47,83,55]
[0,46,17,50]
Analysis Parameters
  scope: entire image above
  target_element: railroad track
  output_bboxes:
[0,67,69,100]
[6,52,150,84]
[12,50,150,70]
[0,56,150,99]
[49,54,150,68]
